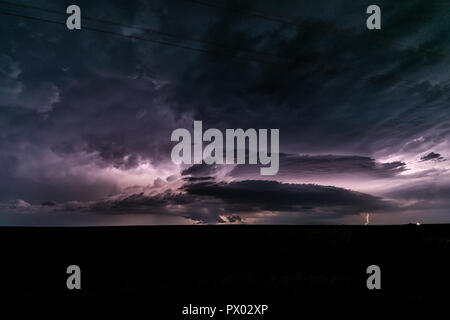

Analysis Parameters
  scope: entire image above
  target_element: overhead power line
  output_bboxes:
[0,10,285,66]
[183,0,302,26]
[0,0,290,62]
[0,4,442,93]
[183,0,450,62]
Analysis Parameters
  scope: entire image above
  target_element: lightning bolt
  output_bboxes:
[364,213,370,226]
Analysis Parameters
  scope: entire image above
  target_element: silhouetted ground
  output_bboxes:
[1,225,449,315]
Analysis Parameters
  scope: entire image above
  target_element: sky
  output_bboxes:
[0,0,450,225]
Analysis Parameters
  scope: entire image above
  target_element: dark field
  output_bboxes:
[1,225,449,314]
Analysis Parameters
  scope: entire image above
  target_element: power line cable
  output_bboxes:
[0,10,285,66]
[1,0,441,88]
[184,0,300,26]
[0,0,290,62]
[0,8,441,93]
[183,0,450,62]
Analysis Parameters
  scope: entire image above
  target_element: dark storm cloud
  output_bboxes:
[89,179,393,222]
[387,182,450,202]
[228,154,406,179]
[182,176,215,182]
[3,0,450,158]
[92,191,190,212]
[181,163,221,177]
[161,0,450,157]
[180,154,407,180]
[182,180,392,214]
[3,0,449,162]
[0,0,449,223]
[420,152,444,162]
[87,179,393,223]
[226,214,242,223]
[383,182,450,222]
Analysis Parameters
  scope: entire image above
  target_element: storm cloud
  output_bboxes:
[80,179,395,223]
[0,0,449,224]
[229,154,407,179]
[420,152,445,162]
